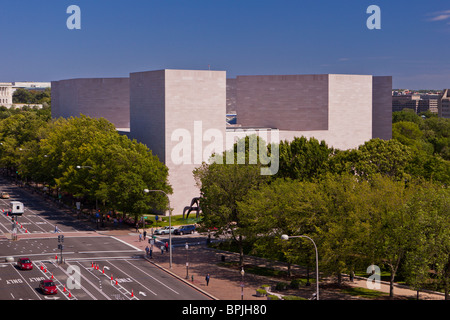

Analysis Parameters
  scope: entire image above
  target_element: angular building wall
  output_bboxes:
[51,78,130,129]
[327,74,373,149]
[235,74,329,131]
[130,69,226,215]
[232,74,381,150]
[372,76,393,140]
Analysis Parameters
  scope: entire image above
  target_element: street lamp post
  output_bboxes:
[240,267,245,300]
[281,234,319,300]
[185,242,189,279]
[144,189,172,269]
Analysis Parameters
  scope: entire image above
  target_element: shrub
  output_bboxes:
[275,282,288,291]
[290,279,302,289]
[256,289,267,297]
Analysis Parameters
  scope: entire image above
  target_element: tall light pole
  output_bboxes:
[144,189,172,269]
[281,234,319,300]
[75,165,98,212]
[240,267,245,300]
[185,242,189,279]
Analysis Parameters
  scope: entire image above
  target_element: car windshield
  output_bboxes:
[44,282,55,287]
[21,259,31,263]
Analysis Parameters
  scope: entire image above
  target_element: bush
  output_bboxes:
[267,295,280,300]
[275,282,288,291]
[290,279,302,289]
[256,289,267,297]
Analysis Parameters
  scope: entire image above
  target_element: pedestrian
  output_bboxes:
[145,246,149,257]
[143,230,147,240]
[165,241,169,252]
[160,245,164,254]
[139,233,142,242]
[149,245,153,258]
[135,223,139,233]
[205,273,210,286]
[54,225,59,233]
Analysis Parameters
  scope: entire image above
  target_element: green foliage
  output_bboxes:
[277,137,332,181]
[13,88,51,106]
[193,135,270,266]
[0,112,171,221]
[392,110,450,161]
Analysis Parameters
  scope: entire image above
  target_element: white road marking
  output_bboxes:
[124,259,180,295]
[10,263,42,300]
[107,260,157,296]
[109,236,142,251]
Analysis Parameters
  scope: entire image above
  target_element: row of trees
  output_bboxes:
[194,134,449,299]
[12,88,51,106]
[0,111,171,221]
[393,109,450,161]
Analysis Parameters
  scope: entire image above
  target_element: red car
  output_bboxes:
[17,258,33,270]
[39,280,58,295]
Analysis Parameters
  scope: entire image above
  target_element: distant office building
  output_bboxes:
[12,82,51,92]
[52,70,392,215]
[0,83,13,107]
[439,89,450,118]
[419,94,439,114]
[392,93,439,114]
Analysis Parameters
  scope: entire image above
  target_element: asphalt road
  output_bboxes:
[0,238,208,300]
[0,179,210,301]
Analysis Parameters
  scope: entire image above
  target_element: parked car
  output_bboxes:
[1,192,10,199]
[39,280,57,295]
[154,226,176,235]
[174,225,196,235]
[17,257,33,270]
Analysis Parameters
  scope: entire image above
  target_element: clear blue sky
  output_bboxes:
[0,0,449,89]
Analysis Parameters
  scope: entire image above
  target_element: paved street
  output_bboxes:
[0,179,210,300]
[0,178,446,302]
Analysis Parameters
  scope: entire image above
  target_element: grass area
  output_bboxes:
[341,287,388,299]
[142,214,201,228]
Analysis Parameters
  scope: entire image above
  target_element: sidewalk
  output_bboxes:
[110,229,446,300]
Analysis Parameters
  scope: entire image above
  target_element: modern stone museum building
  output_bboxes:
[52,69,392,216]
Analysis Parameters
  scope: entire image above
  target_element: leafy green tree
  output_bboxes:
[238,178,326,276]
[364,174,417,298]
[334,139,414,181]
[392,109,422,125]
[0,112,49,174]
[194,135,269,267]
[276,137,332,181]
[405,183,450,299]
[35,115,171,220]
[315,174,372,285]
